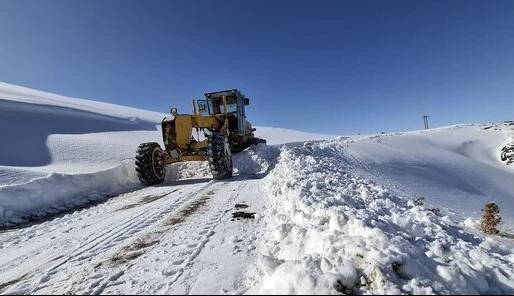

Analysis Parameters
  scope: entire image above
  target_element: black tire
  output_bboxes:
[207,134,233,179]
[135,142,166,186]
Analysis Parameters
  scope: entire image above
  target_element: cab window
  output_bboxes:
[208,96,237,114]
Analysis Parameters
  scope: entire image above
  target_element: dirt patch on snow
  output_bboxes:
[116,189,179,211]
[232,211,255,220]
[105,193,212,267]
[0,273,29,293]
[108,235,161,266]
[163,196,210,226]
[234,203,249,209]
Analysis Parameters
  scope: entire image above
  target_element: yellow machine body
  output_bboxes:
[158,89,264,165]
[161,114,226,163]
[135,89,266,186]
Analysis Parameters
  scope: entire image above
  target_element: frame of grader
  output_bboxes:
[135,89,266,186]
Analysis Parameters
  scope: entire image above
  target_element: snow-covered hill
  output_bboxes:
[0,82,513,294]
[343,123,514,227]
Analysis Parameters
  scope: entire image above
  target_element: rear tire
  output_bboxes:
[135,142,166,186]
[208,134,233,179]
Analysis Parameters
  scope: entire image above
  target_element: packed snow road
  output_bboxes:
[0,176,265,294]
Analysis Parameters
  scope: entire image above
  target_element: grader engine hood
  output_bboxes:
[161,116,191,152]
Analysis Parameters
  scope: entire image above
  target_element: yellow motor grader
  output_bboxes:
[135,89,266,185]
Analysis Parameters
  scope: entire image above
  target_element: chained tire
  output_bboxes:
[135,142,166,186]
[207,134,233,180]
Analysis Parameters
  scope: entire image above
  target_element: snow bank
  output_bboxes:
[251,141,514,294]
[0,162,140,227]
[0,161,210,226]
[233,144,280,177]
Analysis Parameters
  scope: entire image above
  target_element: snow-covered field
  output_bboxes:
[0,82,513,294]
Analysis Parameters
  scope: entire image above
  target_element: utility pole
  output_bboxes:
[422,115,429,130]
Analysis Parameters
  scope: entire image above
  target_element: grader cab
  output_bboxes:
[135,89,266,185]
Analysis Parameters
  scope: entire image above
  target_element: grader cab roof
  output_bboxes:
[204,89,246,99]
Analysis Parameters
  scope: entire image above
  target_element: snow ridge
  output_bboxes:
[252,141,514,294]
[0,161,140,227]
[0,82,165,123]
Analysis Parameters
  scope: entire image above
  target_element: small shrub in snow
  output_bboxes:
[429,207,441,216]
[414,197,425,207]
[481,202,501,235]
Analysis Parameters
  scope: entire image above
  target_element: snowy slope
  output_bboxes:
[342,124,514,227]
[0,81,165,122]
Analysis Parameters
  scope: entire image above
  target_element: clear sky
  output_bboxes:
[1,0,513,134]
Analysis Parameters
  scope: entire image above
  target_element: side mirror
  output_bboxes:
[244,98,250,105]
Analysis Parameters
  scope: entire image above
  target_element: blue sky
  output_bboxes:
[1,0,513,134]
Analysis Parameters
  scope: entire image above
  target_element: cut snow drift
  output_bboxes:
[251,141,514,294]
[0,162,139,226]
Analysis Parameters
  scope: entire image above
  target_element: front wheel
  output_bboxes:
[207,134,233,179]
[135,142,166,186]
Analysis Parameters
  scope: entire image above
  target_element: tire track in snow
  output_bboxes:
[0,180,219,294]
[0,185,164,247]
[52,181,245,295]
[46,180,216,271]
[0,186,177,275]
[162,181,247,294]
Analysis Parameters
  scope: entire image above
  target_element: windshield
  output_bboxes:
[208,96,237,114]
